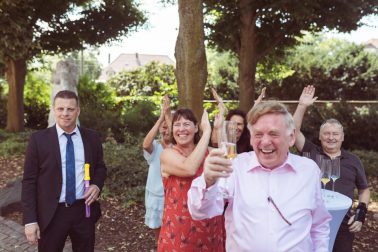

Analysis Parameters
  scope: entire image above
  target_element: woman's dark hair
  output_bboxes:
[171,108,200,145]
[226,109,252,153]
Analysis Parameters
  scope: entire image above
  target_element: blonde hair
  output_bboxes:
[247,101,295,133]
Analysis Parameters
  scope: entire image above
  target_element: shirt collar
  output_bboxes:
[248,152,297,173]
[317,144,346,160]
[56,124,79,137]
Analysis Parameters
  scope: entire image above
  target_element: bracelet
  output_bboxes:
[354,202,368,223]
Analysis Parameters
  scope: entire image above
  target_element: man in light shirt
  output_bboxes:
[188,101,331,252]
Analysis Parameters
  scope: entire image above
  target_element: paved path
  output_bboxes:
[0,216,102,252]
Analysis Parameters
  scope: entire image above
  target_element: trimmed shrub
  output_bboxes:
[352,150,378,177]
[77,76,123,141]
[297,103,378,151]
[0,129,31,157]
[24,73,51,129]
[102,132,147,207]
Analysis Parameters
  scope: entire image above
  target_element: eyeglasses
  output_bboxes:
[267,196,292,226]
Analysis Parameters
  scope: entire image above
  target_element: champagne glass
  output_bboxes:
[331,157,340,191]
[217,121,237,198]
[315,154,324,168]
[320,159,332,189]
[302,152,311,159]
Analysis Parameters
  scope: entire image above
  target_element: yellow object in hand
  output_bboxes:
[84,163,90,181]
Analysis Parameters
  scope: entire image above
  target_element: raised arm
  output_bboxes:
[293,85,317,151]
[252,87,266,109]
[142,95,169,153]
[163,95,172,135]
[210,88,226,147]
[161,110,212,178]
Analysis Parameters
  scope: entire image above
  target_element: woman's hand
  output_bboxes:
[253,87,266,108]
[212,88,227,116]
[213,113,224,130]
[200,109,211,134]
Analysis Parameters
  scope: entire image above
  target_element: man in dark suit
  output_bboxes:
[22,90,107,252]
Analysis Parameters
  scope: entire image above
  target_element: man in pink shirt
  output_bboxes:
[188,101,331,252]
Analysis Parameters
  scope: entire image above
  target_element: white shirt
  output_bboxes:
[56,124,85,202]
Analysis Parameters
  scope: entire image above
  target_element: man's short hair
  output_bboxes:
[247,101,295,134]
[53,90,79,106]
[320,118,344,132]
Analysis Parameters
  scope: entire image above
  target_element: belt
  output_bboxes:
[58,199,85,208]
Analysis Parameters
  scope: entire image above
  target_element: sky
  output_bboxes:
[97,1,179,66]
[96,1,378,67]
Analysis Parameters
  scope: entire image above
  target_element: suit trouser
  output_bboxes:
[332,221,354,252]
[38,200,96,252]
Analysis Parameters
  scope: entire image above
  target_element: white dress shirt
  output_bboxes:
[56,125,85,202]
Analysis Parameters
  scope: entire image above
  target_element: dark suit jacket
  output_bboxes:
[21,125,107,232]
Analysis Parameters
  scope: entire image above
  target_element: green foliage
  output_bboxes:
[269,35,378,100]
[0,80,7,128]
[206,49,239,100]
[29,50,103,80]
[107,62,178,103]
[0,129,31,157]
[66,50,102,80]
[0,1,146,61]
[1,70,51,130]
[102,133,147,207]
[262,35,378,151]
[78,75,159,142]
[122,100,158,135]
[352,150,378,177]
[204,1,376,57]
[77,75,124,141]
[106,62,179,115]
[298,103,378,151]
[23,72,51,129]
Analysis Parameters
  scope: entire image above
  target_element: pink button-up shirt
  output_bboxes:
[188,152,331,252]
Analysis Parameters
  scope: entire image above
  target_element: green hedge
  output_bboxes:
[102,133,148,207]
[0,129,31,157]
[352,150,378,177]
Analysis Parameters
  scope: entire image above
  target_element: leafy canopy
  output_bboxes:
[0,0,146,61]
[204,0,377,59]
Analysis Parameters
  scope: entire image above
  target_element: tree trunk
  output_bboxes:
[238,0,257,112]
[5,58,26,132]
[175,0,207,120]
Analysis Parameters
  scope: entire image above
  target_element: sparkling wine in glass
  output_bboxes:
[331,157,340,191]
[217,121,237,198]
[220,142,237,160]
[320,159,332,189]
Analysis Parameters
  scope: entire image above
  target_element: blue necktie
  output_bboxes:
[64,132,76,205]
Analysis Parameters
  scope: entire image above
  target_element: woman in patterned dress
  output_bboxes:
[157,108,225,252]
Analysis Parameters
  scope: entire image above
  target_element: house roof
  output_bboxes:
[98,53,175,82]
[363,38,378,49]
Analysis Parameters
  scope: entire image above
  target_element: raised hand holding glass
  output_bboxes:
[217,121,237,198]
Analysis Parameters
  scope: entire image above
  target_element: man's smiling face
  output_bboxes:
[250,113,295,169]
